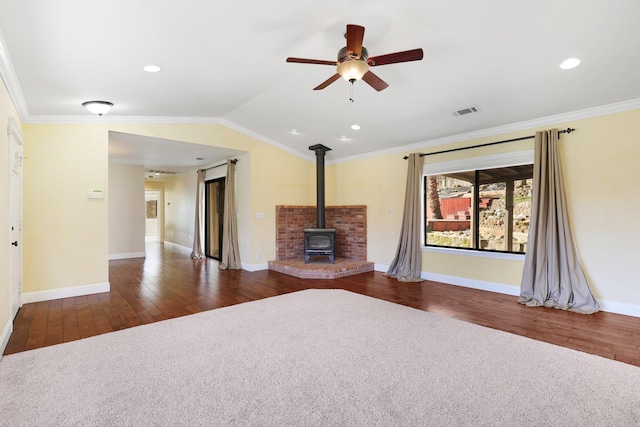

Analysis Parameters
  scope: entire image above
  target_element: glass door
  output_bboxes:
[205,177,225,260]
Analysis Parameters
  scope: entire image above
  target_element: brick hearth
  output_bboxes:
[272,205,370,279]
[268,258,374,279]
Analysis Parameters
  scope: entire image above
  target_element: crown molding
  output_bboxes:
[217,118,315,163]
[329,98,640,165]
[22,115,224,125]
[0,28,29,120]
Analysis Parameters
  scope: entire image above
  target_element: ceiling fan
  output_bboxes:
[286,24,423,93]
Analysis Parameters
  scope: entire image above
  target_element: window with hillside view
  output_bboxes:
[424,164,533,253]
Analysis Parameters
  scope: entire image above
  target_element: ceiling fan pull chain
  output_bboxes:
[349,80,355,102]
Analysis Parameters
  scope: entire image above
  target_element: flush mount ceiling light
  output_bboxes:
[82,100,113,116]
[560,57,581,70]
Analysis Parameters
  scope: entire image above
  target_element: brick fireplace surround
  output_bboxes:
[269,205,374,279]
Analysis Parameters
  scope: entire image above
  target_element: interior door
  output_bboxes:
[9,119,24,320]
[145,191,161,242]
[205,177,225,260]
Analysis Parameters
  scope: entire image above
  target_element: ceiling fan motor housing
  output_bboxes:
[338,46,368,63]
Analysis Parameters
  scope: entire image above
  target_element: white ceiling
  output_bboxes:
[1,0,640,166]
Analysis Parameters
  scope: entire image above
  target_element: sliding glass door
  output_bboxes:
[205,177,225,260]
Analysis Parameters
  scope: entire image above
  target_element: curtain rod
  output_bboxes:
[202,158,238,171]
[403,128,575,159]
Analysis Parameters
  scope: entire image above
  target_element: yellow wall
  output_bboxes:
[20,122,315,296]
[329,109,640,306]
[22,125,110,293]
[7,95,640,314]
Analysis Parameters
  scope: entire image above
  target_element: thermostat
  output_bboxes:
[88,188,104,199]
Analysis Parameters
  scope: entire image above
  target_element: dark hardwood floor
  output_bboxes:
[5,243,640,367]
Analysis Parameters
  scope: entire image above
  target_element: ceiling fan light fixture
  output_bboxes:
[82,100,113,116]
[337,60,369,82]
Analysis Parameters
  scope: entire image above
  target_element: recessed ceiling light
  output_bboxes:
[351,124,361,130]
[144,65,161,73]
[339,135,350,141]
[560,58,581,70]
[290,128,300,134]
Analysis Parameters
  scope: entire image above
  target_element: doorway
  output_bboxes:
[8,118,24,320]
[145,190,162,242]
[205,177,225,260]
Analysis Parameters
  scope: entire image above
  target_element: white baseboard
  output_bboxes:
[109,252,146,260]
[163,241,191,253]
[22,282,110,304]
[375,265,640,318]
[0,318,12,359]
[242,262,268,272]
[597,299,640,318]
[421,272,520,296]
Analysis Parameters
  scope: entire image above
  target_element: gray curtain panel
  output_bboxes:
[190,169,206,259]
[387,153,425,282]
[219,160,242,270]
[519,129,599,314]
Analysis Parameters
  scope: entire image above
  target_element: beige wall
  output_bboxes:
[163,170,198,249]
[109,163,145,257]
[329,109,640,308]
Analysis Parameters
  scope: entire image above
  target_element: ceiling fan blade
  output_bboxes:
[361,71,389,92]
[367,48,424,66]
[313,73,341,90]
[286,57,337,66]
[346,24,365,58]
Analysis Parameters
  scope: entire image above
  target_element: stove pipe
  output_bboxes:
[309,144,331,229]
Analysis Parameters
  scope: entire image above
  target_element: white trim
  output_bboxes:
[597,299,640,318]
[0,29,29,120]
[242,262,269,272]
[376,265,640,318]
[163,241,192,252]
[423,149,534,175]
[23,115,223,125]
[421,246,526,261]
[330,98,640,165]
[109,252,146,260]
[375,263,390,273]
[421,272,521,296]
[0,318,12,358]
[218,118,315,163]
[22,282,110,304]
[7,116,25,142]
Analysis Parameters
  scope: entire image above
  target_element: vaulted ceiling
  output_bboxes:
[1,0,639,167]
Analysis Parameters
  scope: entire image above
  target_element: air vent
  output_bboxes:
[453,105,480,117]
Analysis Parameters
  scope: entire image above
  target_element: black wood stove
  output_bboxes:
[304,144,335,264]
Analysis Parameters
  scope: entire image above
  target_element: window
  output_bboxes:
[424,162,533,254]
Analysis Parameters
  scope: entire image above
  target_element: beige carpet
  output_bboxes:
[1,289,638,426]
